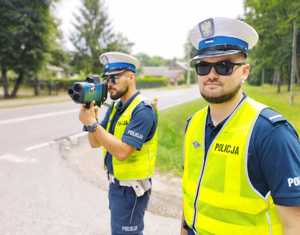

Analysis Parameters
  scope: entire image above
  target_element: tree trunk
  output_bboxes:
[272,70,277,85]
[10,72,24,98]
[288,62,292,92]
[276,70,281,93]
[289,20,297,93]
[33,75,40,96]
[1,67,10,98]
[261,68,265,85]
[296,62,299,84]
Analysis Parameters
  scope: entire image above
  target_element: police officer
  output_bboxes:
[79,52,158,235]
[181,17,300,235]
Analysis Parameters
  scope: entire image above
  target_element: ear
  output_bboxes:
[241,64,250,82]
[128,72,136,80]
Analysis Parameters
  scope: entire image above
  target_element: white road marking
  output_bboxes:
[25,141,55,152]
[159,98,199,110]
[68,132,87,139]
[0,153,37,163]
[0,109,78,125]
[24,132,87,152]
[20,98,198,152]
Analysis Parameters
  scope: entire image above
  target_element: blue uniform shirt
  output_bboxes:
[203,97,300,206]
[100,92,157,175]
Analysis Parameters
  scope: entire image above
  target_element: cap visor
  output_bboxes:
[191,50,243,65]
[103,69,126,76]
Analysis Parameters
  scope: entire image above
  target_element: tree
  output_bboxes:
[70,0,132,75]
[244,0,300,91]
[135,53,170,67]
[0,0,59,98]
[183,30,198,62]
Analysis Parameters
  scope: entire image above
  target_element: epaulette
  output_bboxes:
[139,95,158,113]
[138,95,150,105]
[259,108,286,125]
[142,99,152,107]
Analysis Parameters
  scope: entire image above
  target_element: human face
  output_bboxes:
[105,71,130,100]
[196,54,249,104]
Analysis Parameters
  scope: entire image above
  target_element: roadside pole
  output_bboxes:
[289,20,297,105]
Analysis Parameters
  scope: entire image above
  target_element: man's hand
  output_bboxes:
[79,101,99,125]
[180,227,188,235]
[180,212,188,235]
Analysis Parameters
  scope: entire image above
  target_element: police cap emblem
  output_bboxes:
[199,18,214,38]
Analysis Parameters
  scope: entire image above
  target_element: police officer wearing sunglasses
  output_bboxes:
[181,17,300,235]
[79,52,158,235]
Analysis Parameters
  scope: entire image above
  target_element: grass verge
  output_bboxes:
[157,98,206,176]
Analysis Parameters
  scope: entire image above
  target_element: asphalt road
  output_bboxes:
[0,86,199,155]
[0,85,199,235]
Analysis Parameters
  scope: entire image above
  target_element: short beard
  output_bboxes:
[201,83,241,104]
[110,86,129,100]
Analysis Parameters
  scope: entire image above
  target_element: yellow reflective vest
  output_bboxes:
[103,94,158,180]
[182,97,283,235]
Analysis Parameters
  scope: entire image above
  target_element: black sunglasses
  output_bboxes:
[195,60,245,76]
[103,72,125,84]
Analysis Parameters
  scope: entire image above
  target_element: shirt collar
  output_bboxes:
[116,91,140,111]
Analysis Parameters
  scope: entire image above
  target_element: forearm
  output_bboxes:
[90,125,132,160]
[284,227,300,235]
[283,220,300,235]
[277,205,300,235]
[88,132,101,148]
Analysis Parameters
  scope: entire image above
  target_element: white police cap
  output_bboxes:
[99,52,140,76]
[190,17,259,64]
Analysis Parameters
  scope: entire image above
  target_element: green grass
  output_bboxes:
[157,99,207,175]
[244,84,300,133]
[157,84,300,175]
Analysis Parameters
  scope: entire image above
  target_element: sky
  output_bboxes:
[54,0,244,59]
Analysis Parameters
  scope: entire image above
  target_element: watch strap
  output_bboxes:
[83,122,98,133]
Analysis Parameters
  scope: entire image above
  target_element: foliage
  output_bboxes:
[49,47,72,72]
[157,99,206,175]
[51,77,84,90]
[244,0,300,88]
[136,76,169,89]
[183,30,198,61]
[70,0,133,74]
[0,0,59,98]
[135,53,171,67]
[137,75,168,82]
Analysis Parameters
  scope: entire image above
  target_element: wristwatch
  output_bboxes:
[83,122,98,133]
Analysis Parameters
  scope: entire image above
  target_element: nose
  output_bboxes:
[107,78,116,86]
[107,81,114,88]
[206,66,219,80]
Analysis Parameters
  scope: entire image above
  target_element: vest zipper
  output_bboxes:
[192,151,208,230]
[266,211,272,235]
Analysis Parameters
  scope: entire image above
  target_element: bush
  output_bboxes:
[136,76,168,89]
[51,78,83,90]
[19,74,169,93]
